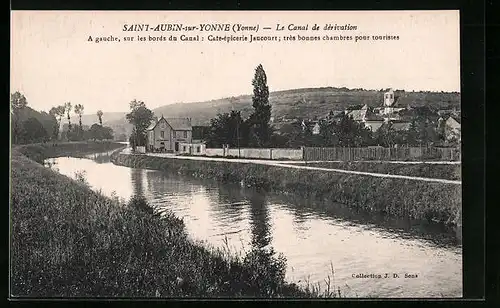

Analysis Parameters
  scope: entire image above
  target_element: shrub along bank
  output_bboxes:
[14,141,126,164]
[296,161,461,181]
[112,153,462,226]
[11,147,335,298]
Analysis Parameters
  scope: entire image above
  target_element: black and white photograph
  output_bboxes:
[10,10,462,298]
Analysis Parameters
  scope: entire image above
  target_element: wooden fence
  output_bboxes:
[303,146,461,161]
[205,147,303,160]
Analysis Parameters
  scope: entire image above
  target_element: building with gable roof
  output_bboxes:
[444,115,461,142]
[373,89,406,120]
[363,112,385,132]
[345,104,369,122]
[146,115,192,152]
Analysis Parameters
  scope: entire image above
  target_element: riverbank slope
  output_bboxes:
[10,144,330,298]
[14,141,127,164]
[111,152,462,226]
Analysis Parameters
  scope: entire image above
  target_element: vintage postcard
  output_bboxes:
[10,10,462,299]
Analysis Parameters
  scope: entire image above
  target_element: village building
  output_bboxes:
[373,89,406,121]
[440,115,461,142]
[312,122,321,135]
[341,89,415,132]
[343,104,385,132]
[146,116,193,153]
[363,113,385,132]
[345,104,369,121]
[390,121,412,131]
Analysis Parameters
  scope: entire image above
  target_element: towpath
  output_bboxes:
[119,148,461,185]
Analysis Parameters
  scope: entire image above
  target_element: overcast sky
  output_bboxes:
[11,10,460,114]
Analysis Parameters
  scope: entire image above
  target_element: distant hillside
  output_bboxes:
[76,87,461,137]
[70,111,128,127]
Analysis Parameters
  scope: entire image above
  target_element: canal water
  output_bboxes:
[44,152,462,298]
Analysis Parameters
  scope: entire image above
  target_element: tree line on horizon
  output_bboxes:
[10,91,116,145]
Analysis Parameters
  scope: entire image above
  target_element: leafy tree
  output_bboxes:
[207,111,246,148]
[64,102,73,140]
[89,124,101,141]
[192,126,211,141]
[74,104,84,129]
[96,110,103,125]
[277,121,303,148]
[319,119,339,147]
[375,122,397,147]
[11,91,28,144]
[102,126,114,140]
[20,117,49,144]
[89,123,113,141]
[73,104,85,140]
[49,105,66,140]
[126,99,154,150]
[247,64,272,147]
[333,114,371,147]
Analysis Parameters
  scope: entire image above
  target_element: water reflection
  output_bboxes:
[212,184,248,227]
[131,168,145,198]
[50,155,462,297]
[83,151,113,164]
[246,189,272,250]
[266,193,461,248]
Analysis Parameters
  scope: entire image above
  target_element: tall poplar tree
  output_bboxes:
[64,102,72,140]
[248,64,272,147]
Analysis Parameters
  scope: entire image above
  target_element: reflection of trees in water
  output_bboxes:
[267,194,315,233]
[213,183,247,220]
[145,171,202,196]
[89,152,111,164]
[245,189,272,250]
[131,168,145,197]
[266,192,461,248]
[145,171,168,195]
[217,183,244,204]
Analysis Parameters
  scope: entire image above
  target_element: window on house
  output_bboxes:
[160,131,164,138]
[196,146,200,153]
[183,131,187,138]
[183,146,186,151]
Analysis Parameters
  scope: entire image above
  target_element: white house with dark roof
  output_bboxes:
[146,116,192,152]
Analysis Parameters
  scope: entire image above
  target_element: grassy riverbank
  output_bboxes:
[14,141,126,164]
[295,161,461,181]
[112,153,462,226]
[10,147,337,298]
